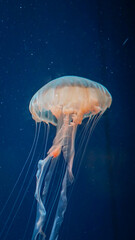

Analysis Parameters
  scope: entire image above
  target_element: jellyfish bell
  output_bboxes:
[29,76,112,126]
[29,76,112,240]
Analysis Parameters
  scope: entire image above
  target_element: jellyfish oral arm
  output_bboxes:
[49,147,61,158]
[32,114,77,240]
[48,115,77,240]
[32,155,52,240]
[48,114,77,181]
[46,116,77,240]
[49,169,68,240]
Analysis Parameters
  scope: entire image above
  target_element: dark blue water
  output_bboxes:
[0,0,134,240]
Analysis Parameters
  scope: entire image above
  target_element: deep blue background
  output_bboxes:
[0,0,134,240]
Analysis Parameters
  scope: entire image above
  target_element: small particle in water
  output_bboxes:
[122,38,128,46]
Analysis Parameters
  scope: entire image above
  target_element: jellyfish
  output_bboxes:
[29,76,112,240]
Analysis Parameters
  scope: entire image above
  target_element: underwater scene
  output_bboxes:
[0,0,134,240]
